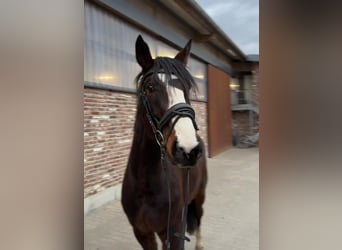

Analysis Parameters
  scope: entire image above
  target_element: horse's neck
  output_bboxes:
[130,122,162,178]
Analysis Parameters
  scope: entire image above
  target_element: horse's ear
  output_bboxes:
[136,35,153,72]
[175,39,192,65]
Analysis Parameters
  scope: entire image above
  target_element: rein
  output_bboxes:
[139,91,196,250]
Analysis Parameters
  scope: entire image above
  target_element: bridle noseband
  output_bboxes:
[160,103,199,131]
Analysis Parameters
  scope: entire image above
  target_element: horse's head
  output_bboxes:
[135,35,202,166]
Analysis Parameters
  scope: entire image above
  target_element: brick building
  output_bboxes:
[231,55,259,147]
[84,0,255,213]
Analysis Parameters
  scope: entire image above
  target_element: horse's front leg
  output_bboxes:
[157,224,183,250]
[133,227,157,250]
[195,226,204,250]
[157,229,168,250]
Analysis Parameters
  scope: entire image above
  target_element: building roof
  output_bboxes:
[158,0,246,61]
[246,54,259,62]
[94,0,249,68]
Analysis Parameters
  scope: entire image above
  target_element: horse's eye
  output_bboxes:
[146,84,155,93]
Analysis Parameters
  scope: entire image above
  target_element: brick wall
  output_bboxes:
[232,111,259,136]
[84,87,208,198]
[191,101,208,153]
[251,65,259,106]
[84,88,136,198]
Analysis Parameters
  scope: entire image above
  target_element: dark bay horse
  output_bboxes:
[121,35,207,250]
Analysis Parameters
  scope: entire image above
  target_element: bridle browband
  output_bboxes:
[138,70,198,250]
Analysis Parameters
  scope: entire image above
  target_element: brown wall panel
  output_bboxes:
[207,65,232,157]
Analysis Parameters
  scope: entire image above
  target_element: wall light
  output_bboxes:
[193,74,205,79]
[229,79,239,90]
[97,75,114,81]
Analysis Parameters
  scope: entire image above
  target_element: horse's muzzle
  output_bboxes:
[172,141,202,167]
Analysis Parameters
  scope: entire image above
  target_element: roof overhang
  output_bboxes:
[158,0,246,61]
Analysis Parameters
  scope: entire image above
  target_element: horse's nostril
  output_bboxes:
[188,144,202,160]
[172,142,202,166]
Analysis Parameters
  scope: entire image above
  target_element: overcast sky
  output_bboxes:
[196,0,259,55]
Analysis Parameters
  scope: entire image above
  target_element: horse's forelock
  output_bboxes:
[136,57,198,97]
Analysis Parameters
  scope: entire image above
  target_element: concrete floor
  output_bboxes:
[85,147,259,250]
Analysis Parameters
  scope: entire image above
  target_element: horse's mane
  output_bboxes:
[136,57,198,96]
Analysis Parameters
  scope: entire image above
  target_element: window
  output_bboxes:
[84,2,155,89]
[84,1,207,101]
[188,58,207,101]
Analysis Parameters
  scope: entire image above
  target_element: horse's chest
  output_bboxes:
[137,185,172,210]
[134,192,171,232]
[133,179,183,231]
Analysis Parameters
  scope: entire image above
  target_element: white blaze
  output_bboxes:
[158,73,199,154]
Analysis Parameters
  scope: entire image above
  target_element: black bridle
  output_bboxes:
[140,93,198,145]
[139,77,198,250]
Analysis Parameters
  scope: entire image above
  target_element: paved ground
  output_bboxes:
[85,147,259,250]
